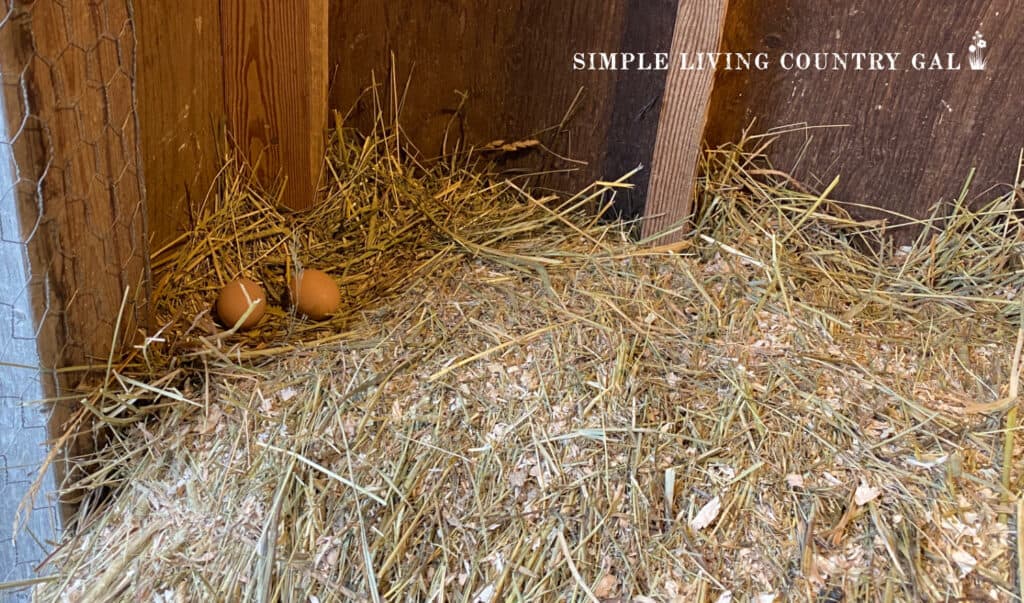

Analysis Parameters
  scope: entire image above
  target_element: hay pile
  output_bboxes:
[21,113,1024,601]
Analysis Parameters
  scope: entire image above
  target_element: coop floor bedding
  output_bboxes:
[21,126,1024,601]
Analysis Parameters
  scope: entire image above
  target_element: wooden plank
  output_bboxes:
[136,1,225,249]
[1,1,148,519]
[327,1,676,208]
[704,0,1024,243]
[222,0,329,210]
[601,0,679,218]
[329,0,538,163]
[641,0,730,243]
[18,0,148,382]
[502,2,631,197]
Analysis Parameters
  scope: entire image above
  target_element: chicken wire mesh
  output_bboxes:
[0,0,148,594]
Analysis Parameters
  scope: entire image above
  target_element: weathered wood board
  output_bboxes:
[328,0,678,217]
[704,0,1024,242]
[642,0,730,241]
[1,1,149,523]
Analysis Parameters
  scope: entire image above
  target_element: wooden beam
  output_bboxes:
[2,0,148,519]
[14,0,149,381]
[222,0,329,210]
[642,0,729,243]
[136,1,225,249]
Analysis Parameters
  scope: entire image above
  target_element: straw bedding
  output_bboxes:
[19,111,1024,601]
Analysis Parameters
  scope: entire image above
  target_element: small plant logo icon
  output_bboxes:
[968,31,988,70]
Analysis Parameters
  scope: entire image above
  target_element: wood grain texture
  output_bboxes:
[641,0,729,242]
[2,1,148,517]
[705,0,1024,242]
[17,0,148,376]
[222,0,329,210]
[136,1,224,248]
[328,1,675,209]
[601,0,678,218]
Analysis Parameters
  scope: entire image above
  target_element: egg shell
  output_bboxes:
[290,269,341,320]
[216,278,266,330]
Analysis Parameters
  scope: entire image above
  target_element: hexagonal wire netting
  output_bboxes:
[0,1,148,596]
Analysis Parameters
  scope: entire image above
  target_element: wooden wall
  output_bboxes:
[51,0,1024,326]
[138,0,684,247]
[132,1,1024,264]
[705,0,1024,242]
[222,0,329,210]
[139,1,329,249]
[327,0,678,218]
[136,1,224,249]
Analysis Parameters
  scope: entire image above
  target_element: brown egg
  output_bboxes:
[290,269,341,320]
[215,278,267,330]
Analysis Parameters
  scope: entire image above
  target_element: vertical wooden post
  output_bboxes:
[642,0,729,243]
[1,0,148,522]
[222,0,329,210]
